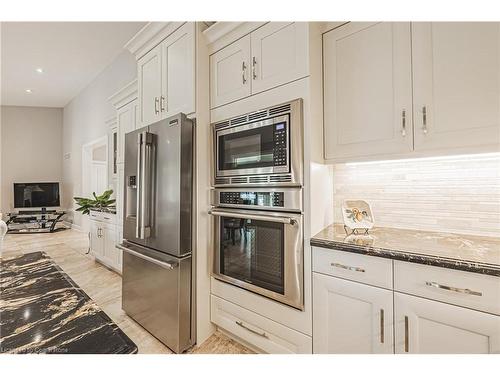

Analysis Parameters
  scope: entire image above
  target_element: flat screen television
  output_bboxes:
[14,182,60,209]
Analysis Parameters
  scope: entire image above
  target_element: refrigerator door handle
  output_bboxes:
[118,244,178,270]
[138,132,155,239]
[135,132,143,238]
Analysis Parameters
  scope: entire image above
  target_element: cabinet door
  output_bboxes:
[210,35,251,108]
[323,22,413,160]
[394,292,500,354]
[90,221,104,257]
[313,272,394,354]
[412,22,500,152]
[161,22,195,118]
[102,224,119,270]
[116,100,136,164]
[250,22,308,94]
[138,45,162,126]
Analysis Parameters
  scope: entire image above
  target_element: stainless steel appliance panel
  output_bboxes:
[147,114,193,257]
[123,128,148,248]
[121,241,192,353]
[212,99,303,187]
[210,208,304,310]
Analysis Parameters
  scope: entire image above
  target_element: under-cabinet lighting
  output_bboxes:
[25,89,33,93]
[344,152,500,166]
[35,68,43,73]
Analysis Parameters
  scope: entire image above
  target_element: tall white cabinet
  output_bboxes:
[135,22,195,127]
[323,22,500,161]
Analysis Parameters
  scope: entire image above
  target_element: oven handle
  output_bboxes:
[208,208,297,225]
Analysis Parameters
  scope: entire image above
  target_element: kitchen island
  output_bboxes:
[0,251,137,354]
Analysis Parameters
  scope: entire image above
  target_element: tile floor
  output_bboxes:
[1,229,253,354]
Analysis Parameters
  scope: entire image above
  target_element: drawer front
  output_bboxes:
[394,261,500,315]
[312,247,393,289]
[210,295,312,354]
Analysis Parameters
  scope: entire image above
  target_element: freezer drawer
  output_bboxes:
[121,243,192,353]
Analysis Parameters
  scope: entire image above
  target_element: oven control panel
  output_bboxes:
[220,191,285,208]
[273,122,288,167]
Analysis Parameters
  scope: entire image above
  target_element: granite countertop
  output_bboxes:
[0,251,137,354]
[311,224,500,277]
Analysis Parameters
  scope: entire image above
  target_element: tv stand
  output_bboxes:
[6,210,66,234]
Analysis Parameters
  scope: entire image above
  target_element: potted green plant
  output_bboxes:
[73,189,115,215]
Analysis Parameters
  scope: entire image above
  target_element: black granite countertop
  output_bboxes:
[0,251,137,354]
[311,224,500,277]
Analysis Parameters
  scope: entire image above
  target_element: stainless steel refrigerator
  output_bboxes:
[118,113,194,353]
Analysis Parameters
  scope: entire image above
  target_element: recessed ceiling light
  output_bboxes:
[25,89,33,93]
[35,68,43,73]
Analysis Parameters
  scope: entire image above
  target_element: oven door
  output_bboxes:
[209,208,303,310]
[215,114,289,177]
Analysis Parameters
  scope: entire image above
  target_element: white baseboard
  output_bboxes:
[64,221,84,232]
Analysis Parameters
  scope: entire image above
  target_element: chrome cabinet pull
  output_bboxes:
[236,321,268,338]
[380,309,385,344]
[242,61,247,84]
[401,110,406,137]
[425,281,482,296]
[422,106,428,134]
[404,316,409,353]
[330,262,365,273]
[160,96,165,112]
[154,97,160,115]
[252,56,257,80]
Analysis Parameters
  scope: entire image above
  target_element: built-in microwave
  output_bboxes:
[212,99,303,186]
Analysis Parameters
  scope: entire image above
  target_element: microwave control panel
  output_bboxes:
[273,122,288,167]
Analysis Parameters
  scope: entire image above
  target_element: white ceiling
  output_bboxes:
[1,22,146,108]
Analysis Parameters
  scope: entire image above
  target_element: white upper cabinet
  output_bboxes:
[210,35,251,108]
[250,22,309,94]
[323,22,413,160]
[313,272,394,354]
[412,22,500,152]
[138,45,162,126]
[394,292,500,354]
[161,22,195,117]
[116,100,137,164]
[209,22,309,108]
[136,22,195,127]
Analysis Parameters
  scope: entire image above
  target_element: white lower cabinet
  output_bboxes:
[211,295,312,354]
[313,272,394,353]
[394,292,500,354]
[89,212,122,274]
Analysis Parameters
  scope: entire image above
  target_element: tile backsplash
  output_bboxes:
[333,153,500,238]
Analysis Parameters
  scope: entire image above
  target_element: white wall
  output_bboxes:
[62,50,136,229]
[0,106,63,212]
[332,153,500,238]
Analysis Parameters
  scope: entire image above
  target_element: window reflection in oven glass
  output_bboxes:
[220,217,285,295]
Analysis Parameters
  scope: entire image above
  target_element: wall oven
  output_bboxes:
[212,99,303,186]
[209,188,303,310]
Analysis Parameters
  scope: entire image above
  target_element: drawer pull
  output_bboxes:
[404,316,409,353]
[425,281,482,296]
[330,262,365,273]
[235,321,268,338]
[380,308,384,344]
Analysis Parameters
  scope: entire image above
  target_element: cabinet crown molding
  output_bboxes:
[204,22,267,54]
[108,79,138,109]
[125,22,186,59]
[105,116,117,127]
